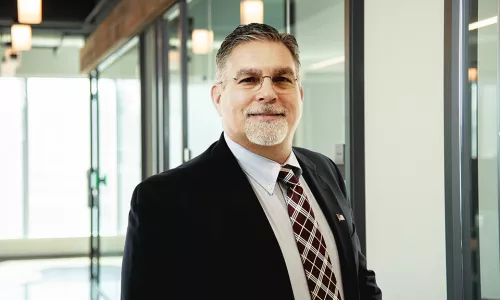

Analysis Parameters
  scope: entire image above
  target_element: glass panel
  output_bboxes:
[293,0,346,173]
[0,78,25,239]
[469,0,500,298]
[27,78,90,238]
[185,0,285,158]
[186,0,222,159]
[97,78,119,236]
[165,6,184,168]
[100,43,142,236]
[116,79,141,234]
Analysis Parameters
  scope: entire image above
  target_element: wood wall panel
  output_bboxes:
[80,0,175,73]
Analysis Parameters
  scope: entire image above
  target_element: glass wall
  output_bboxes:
[99,43,142,236]
[0,78,91,240]
[186,0,222,159]
[0,47,139,262]
[293,0,345,169]
[27,78,91,238]
[87,38,142,300]
[165,7,184,169]
[467,0,500,298]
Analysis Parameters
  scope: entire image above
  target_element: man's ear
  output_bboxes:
[211,84,222,116]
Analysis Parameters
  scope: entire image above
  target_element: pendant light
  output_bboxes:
[192,29,214,54]
[11,24,32,51]
[240,0,264,25]
[17,0,42,24]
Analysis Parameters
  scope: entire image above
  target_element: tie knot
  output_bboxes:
[278,165,299,186]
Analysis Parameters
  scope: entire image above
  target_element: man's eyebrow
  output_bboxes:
[235,68,262,78]
[273,67,296,77]
[234,67,296,78]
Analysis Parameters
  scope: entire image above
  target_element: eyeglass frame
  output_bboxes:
[216,69,301,93]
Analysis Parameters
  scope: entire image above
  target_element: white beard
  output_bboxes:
[244,117,288,146]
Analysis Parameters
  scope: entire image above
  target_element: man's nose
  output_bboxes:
[257,77,277,102]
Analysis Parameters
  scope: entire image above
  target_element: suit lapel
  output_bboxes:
[208,134,294,299]
[209,134,278,242]
[294,150,359,300]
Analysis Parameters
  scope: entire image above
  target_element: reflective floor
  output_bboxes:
[0,257,122,300]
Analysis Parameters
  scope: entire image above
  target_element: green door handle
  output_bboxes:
[96,174,107,186]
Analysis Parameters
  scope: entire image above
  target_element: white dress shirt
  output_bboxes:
[225,133,344,300]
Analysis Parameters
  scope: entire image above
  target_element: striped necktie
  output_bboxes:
[278,165,342,300]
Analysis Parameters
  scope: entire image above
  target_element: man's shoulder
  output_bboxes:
[293,146,343,181]
[140,148,214,191]
[293,146,333,166]
[132,144,218,206]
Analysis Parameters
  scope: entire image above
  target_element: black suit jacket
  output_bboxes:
[121,133,382,300]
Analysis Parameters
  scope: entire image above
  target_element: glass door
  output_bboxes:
[97,40,142,239]
[89,38,142,300]
[469,0,500,299]
[164,3,185,168]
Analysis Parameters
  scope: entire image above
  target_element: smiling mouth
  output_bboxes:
[247,113,286,117]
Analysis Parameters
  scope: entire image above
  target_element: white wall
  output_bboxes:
[364,0,447,299]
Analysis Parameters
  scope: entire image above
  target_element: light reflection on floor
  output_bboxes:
[0,257,122,300]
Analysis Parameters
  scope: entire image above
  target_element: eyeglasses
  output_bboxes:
[220,74,299,93]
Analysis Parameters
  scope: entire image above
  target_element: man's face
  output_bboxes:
[211,41,304,147]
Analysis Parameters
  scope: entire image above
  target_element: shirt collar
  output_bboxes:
[224,132,302,195]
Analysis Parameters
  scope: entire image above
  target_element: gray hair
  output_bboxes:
[215,23,300,82]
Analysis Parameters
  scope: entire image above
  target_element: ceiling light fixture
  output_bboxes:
[468,68,478,82]
[17,0,42,24]
[469,16,498,31]
[168,50,180,71]
[310,56,345,70]
[240,0,264,25]
[11,24,33,51]
[192,29,214,54]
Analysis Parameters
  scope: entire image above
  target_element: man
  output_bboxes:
[121,23,382,300]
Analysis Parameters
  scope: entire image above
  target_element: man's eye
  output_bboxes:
[239,77,258,83]
[274,76,292,83]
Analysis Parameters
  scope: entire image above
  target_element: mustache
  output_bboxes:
[245,106,287,116]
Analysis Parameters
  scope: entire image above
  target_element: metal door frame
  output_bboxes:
[88,69,102,300]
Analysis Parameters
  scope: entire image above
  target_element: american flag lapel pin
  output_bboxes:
[336,214,345,221]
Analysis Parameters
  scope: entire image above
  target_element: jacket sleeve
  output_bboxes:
[331,160,383,299]
[120,182,178,300]
[121,184,155,299]
[353,230,383,299]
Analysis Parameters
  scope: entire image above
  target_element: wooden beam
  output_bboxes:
[80,0,175,74]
